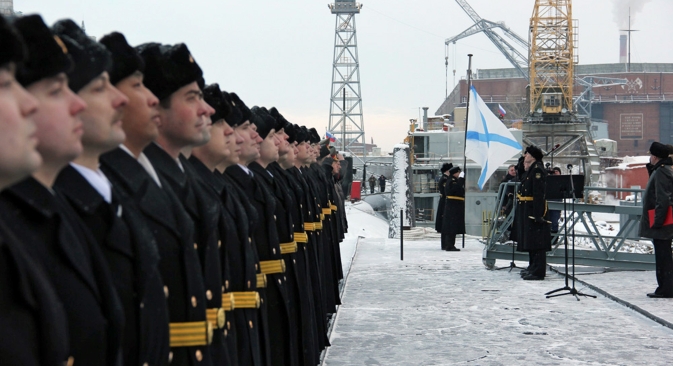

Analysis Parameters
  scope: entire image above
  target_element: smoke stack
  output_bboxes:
[619,34,627,63]
[422,107,429,130]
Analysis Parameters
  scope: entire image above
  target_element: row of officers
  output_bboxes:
[0,14,348,366]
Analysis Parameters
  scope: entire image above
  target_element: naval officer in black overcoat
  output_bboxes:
[0,15,70,365]
[435,163,452,233]
[100,39,212,366]
[249,107,303,366]
[51,22,170,366]
[441,165,465,251]
[518,145,551,281]
[138,42,231,365]
[227,93,295,366]
[0,15,124,366]
[271,122,324,365]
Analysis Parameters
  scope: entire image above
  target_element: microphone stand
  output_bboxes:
[496,181,522,271]
[546,168,595,301]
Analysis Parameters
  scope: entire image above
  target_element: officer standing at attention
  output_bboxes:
[640,142,673,298]
[441,165,465,251]
[0,15,124,366]
[100,38,214,366]
[0,15,70,366]
[518,145,551,281]
[435,163,452,233]
[51,20,171,366]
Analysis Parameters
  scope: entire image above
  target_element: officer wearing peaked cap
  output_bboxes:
[52,21,171,366]
[518,145,551,281]
[441,165,465,251]
[0,14,125,366]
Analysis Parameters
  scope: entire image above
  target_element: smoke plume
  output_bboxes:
[612,0,652,30]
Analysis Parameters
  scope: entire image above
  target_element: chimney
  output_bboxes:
[422,107,429,130]
[619,34,627,64]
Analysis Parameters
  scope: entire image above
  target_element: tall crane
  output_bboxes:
[446,0,629,184]
[445,0,529,80]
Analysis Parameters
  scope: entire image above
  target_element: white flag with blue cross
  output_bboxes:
[465,85,522,190]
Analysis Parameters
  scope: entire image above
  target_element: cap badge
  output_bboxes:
[188,54,195,63]
[53,35,68,54]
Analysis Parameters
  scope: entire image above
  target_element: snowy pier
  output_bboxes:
[327,202,673,365]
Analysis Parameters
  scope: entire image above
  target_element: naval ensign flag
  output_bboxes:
[465,85,522,190]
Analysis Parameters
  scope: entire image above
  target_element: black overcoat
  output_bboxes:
[0,218,69,366]
[100,148,212,366]
[54,165,170,366]
[227,163,295,366]
[290,166,329,351]
[443,176,466,236]
[0,177,124,366]
[435,174,448,232]
[517,161,551,252]
[640,157,673,240]
[191,157,264,366]
[268,162,320,366]
[143,143,229,365]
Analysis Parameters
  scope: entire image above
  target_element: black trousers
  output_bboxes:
[653,239,673,295]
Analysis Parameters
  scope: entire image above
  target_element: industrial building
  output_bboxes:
[436,63,673,157]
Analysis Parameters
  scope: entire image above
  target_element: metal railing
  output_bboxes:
[483,182,654,270]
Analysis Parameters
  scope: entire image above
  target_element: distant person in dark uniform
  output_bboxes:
[435,163,452,233]
[640,142,673,298]
[368,174,376,194]
[0,15,70,366]
[548,167,562,233]
[378,175,387,192]
[518,145,551,281]
[441,165,465,251]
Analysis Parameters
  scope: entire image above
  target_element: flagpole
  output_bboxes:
[462,54,473,249]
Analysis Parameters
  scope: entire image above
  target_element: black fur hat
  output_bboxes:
[269,107,291,132]
[136,42,204,101]
[250,106,275,139]
[99,32,145,85]
[440,163,453,173]
[285,123,297,144]
[11,14,73,87]
[525,145,544,161]
[449,165,462,175]
[202,84,230,124]
[309,128,321,144]
[221,91,242,127]
[228,92,251,124]
[648,141,671,159]
[295,125,309,144]
[0,15,27,67]
[52,19,112,93]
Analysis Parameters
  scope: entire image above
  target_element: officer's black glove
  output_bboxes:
[528,216,549,224]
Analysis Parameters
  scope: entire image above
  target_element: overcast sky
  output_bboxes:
[14,0,673,151]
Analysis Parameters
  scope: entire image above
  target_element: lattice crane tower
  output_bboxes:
[328,1,365,155]
[528,0,577,123]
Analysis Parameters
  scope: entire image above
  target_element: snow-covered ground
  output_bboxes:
[326,202,673,365]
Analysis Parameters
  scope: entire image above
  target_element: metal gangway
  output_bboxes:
[482,182,654,270]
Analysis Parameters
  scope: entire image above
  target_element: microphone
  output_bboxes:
[567,164,573,171]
